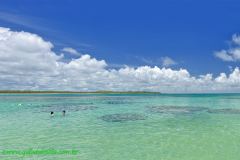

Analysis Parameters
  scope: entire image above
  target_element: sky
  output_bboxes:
[1,0,240,92]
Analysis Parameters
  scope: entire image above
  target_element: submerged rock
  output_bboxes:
[100,113,146,122]
[146,106,208,114]
[207,108,240,114]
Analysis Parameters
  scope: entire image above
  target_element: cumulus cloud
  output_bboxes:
[0,27,61,75]
[137,56,176,67]
[62,47,81,56]
[232,34,240,45]
[161,57,176,67]
[215,50,234,61]
[1,27,240,93]
[215,34,240,62]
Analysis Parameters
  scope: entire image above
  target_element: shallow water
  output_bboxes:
[1,93,240,159]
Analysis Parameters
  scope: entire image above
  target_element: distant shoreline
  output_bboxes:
[0,90,161,94]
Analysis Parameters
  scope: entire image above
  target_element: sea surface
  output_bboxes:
[0,93,240,160]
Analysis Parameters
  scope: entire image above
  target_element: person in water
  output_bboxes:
[62,110,66,116]
[50,111,54,117]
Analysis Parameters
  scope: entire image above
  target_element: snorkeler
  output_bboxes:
[50,111,54,117]
[62,110,66,116]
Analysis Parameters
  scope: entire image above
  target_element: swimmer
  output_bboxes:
[62,110,66,116]
[50,111,54,117]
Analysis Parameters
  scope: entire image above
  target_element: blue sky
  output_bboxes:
[1,0,240,92]
[1,0,240,75]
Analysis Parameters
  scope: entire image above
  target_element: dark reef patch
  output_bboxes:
[100,97,133,105]
[100,113,146,122]
[39,104,97,113]
[207,108,240,114]
[106,100,130,104]
[146,106,208,114]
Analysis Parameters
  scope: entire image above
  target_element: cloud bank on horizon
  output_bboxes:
[0,27,240,93]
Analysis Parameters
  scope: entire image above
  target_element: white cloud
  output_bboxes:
[62,47,81,56]
[1,27,240,93]
[137,56,176,67]
[161,57,176,67]
[0,27,61,75]
[215,50,234,61]
[232,34,240,45]
[215,34,240,62]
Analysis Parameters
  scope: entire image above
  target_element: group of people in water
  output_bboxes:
[50,110,66,117]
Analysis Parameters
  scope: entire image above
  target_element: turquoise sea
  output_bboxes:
[1,93,240,160]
